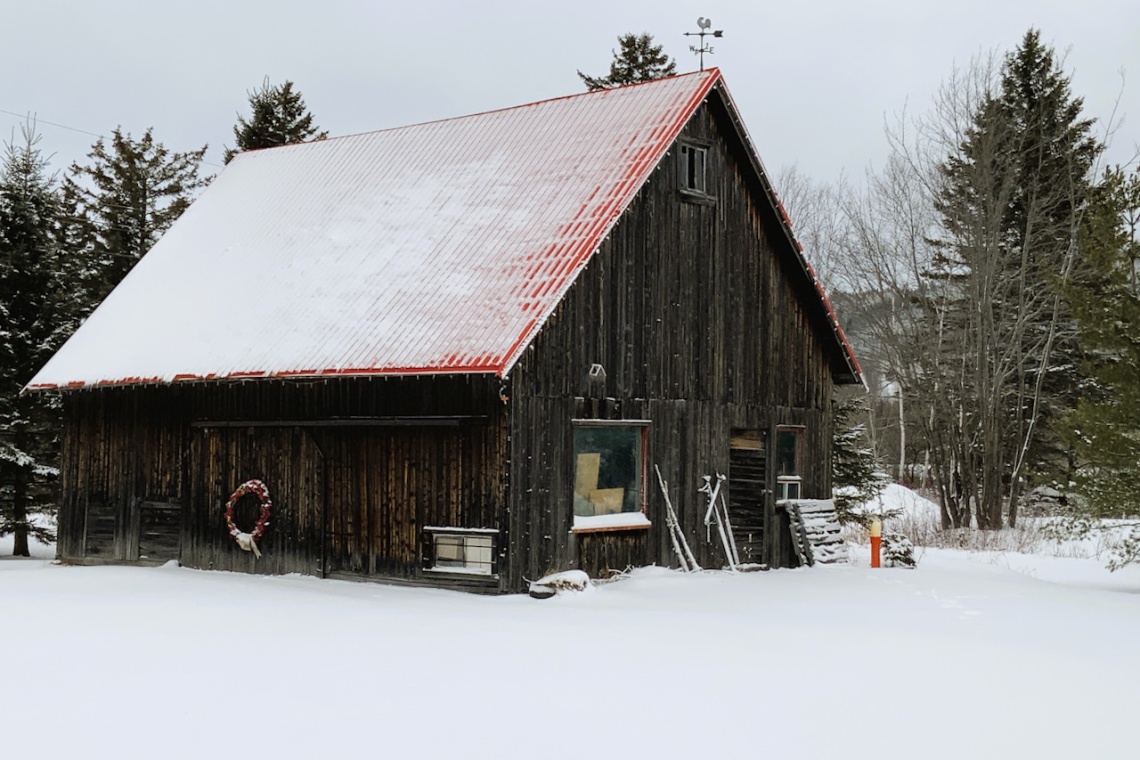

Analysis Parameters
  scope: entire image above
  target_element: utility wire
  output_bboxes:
[0,108,103,139]
[0,107,224,168]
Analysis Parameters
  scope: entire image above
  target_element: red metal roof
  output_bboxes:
[27,69,861,390]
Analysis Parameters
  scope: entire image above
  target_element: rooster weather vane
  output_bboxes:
[684,17,723,71]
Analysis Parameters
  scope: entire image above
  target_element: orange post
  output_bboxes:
[870,518,882,568]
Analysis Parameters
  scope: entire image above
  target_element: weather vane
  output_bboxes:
[684,17,723,71]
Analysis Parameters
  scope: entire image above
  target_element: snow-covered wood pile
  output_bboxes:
[788,499,848,565]
[528,569,592,599]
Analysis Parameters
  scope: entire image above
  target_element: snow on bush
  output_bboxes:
[844,482,1140,567]
[881,532,916,568]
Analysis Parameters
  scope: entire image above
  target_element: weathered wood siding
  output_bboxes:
[54,87,848,594]
[506,93,837,587]
[57,376,509,592]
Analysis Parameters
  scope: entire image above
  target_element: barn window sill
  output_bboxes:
[678,189,717,206]
[571,512,652,533]
[424,567,500,578]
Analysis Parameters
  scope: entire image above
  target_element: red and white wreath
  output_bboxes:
[224,479,273,558]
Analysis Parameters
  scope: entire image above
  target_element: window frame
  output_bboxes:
[678,141,713,199]
[570,419,651,533]
[775,426,804,503]
[776,478,802,502]
[422,527,499,576]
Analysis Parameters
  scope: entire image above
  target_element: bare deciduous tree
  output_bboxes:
[802,32,1101,532]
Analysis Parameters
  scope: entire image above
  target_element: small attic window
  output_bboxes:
[679,142,709,195]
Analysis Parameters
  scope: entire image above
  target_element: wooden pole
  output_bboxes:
[656,465,700,572]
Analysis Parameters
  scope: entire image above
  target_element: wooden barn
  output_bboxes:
[28,69,861,593]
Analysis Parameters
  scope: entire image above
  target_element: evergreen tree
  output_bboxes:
[578,33,677,91]
[223,79,327,164]
[63,127,208,306]
[832,391,885,526]
[1063,168,1140,521]
[0,125,69,555]
[996,30,1100,492]
[923,29,1100,528]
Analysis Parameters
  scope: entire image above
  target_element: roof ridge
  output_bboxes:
[232,69,721,163]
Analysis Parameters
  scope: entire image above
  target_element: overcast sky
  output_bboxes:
[3,0,1138,187]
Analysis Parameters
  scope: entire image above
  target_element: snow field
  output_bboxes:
[3,533,1140,760]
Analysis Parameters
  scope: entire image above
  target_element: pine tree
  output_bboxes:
[923,29,1101,528]
[578,33,677,91]
[223,79,327,164]
[1063,168,1140,520]
[0,125,69,555]
[997,30,1100,501]
[63,128,208,307]
[832,392,885,526]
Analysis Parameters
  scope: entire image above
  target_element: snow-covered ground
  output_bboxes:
[4,489,1140,760]
[861,483,1140,563]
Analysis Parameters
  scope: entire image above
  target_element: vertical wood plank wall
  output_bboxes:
[57,376,508,591]
[53,89,849,594]
[506,94,838,588]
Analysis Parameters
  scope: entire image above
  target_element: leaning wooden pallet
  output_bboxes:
[787,499,848,566]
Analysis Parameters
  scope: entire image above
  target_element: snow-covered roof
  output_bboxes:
[27,69,860,390]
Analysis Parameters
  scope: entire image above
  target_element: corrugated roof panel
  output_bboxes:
[27,69,861,390]
[27,70,721,390]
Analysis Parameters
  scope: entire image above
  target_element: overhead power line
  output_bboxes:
[0,107,103,139]
[0,107,224,168]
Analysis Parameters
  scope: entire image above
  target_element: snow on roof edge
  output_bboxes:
[24,364,505,393]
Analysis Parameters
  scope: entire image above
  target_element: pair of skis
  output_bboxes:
[700,473,740,570]
[655,466,741,572]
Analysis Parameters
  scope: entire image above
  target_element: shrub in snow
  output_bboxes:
[832,393,886,527]
[881,532,916,568]
[1107,526,1140,571]
[1041,515,1096,543]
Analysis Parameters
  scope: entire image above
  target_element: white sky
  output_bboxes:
[2,0,1138,185]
